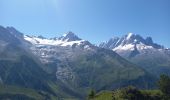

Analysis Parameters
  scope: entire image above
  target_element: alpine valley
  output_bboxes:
[0,26,169,100]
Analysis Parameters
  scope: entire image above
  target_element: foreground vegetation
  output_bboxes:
[89,74,170,100]
[0,73,170,100]
[0,84,59,100]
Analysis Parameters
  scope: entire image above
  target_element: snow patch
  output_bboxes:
[126,33,133,40]
[60,40,85,46]
[24,35,85,47]
[113,43,154,51]
[84,45,91,50]
[136,43,153,50]
[113,44,135,51]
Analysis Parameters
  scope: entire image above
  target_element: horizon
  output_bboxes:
[0,0,170,47]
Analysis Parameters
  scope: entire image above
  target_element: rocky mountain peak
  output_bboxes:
[58,31,82,42]
[6,26,23,37]
[99,33,164,51]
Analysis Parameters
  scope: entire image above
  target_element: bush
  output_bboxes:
[113,86,163,100]
[113,86,144,100]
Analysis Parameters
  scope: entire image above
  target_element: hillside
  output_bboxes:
[0,26,157,99]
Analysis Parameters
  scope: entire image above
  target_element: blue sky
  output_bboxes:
[0,0,170,47]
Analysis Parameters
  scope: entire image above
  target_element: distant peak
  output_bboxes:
[128,32,134,35]
[59,31,82,42]
[99,33,164,50]
[6,27,22,34]
[6,26,23,37]
[63,31,76,37]
[145,37,153,43]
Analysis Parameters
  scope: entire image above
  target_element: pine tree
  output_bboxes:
[88,89,96,99]
[158,74,170,99]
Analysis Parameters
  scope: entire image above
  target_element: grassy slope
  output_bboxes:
[91,91,112,100]
[0,84,44,99]
[48,82,81,100]
[91,90,163,100]
[71,48,146,90]
[0,84,61,100]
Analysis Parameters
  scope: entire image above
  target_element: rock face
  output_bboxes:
[99,33,170,77]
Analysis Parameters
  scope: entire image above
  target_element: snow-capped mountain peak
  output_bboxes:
[63,31,74,37]
[24,32,92,47]
[99,33,164,56]
[58,31,82,42]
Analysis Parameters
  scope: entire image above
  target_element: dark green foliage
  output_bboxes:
[158,74,170,99]
[141,90,163,100]
[91,75,170,100]
[112,86,163,100]
[92,88,164,100]
[88,89,96,99]
[113,86,144,100]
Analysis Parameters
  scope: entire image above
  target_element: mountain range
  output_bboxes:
[99,33,170,77]
[0,26,169,100]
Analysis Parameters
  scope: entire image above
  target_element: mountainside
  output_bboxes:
[24,30,156,92]
[0,26,63,99]
[0,26,157,99]
[99,33,170,77]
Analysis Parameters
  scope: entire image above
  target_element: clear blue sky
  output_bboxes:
[0,0,170,47]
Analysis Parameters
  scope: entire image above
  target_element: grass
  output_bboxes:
[0,84,48,100]
[140,90,163,97]
[91,91,113,100]
[91,89,164,100]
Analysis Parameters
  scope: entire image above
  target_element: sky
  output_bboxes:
[0,0,170,47]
